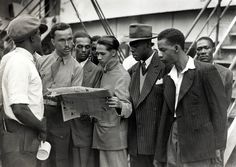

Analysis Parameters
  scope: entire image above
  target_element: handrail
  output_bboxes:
[188,5,218,56]
[208,0,233,37]
[213,16,236,60]
[185,0,212,40]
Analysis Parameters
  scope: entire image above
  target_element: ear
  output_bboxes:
[29,35,34,43]
[51,38,55,47]
[175,45,179,52]
[111,49,116,57]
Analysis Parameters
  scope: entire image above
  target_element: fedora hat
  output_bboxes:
[126,24,157,42]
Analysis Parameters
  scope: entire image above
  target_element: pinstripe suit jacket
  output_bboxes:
[155,60,228,163]
[128,52,166,155]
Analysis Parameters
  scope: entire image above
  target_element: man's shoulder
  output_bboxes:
[214,63,232,73]
[194,60,215,71]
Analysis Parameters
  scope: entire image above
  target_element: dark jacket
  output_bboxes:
[155,60,228,163]
[128,52,166,155]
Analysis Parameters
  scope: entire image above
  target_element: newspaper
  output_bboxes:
[48,86,112,121]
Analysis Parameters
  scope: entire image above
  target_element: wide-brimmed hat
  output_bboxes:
[7,14,48,42]
[126,24,158,42]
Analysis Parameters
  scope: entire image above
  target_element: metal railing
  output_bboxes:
[185,0,212,39]
[187,5,219,55]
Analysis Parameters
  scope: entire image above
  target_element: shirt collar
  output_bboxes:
[54,51,71,65]
[141,50,155,68]
[168,56,195,78]
[15,47,34,62]
[79,58,88,68]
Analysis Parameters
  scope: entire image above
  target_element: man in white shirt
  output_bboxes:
[0,14,47,167]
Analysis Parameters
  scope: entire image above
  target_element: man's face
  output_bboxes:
[196,39,214,63]
[91,41,98,55]
[129,40,148,61]
[75,37,91,62]
[52,28,73,57]
[32,29,43,54]
[96,44,113,67]
[158,38,177,66]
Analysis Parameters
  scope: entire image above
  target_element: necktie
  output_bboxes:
[141,61,147,75]
[51,57,63,80]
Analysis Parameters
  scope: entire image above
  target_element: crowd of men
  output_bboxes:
[0,14,232,167]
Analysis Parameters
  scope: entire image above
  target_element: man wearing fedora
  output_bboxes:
[0,14,47,167]
[127,24,166,167]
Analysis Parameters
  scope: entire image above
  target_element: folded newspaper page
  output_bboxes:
[48,86,112,121]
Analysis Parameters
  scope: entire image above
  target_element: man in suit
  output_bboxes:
[127,24,166,167]
[154,28,228,167]
[72,31,102,167]
[196,36,233,106]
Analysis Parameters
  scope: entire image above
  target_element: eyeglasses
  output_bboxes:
[75,44,91,50]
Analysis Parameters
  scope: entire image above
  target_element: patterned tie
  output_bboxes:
[141,61,147,75]
[51,57,63,80]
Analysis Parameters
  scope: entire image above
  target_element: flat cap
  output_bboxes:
[7,14,48,42]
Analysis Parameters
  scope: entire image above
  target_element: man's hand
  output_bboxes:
[79,113,91,122]
[211,149,223,165]
[106,96,122,109]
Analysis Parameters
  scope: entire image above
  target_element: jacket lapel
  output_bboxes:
[130,63,141,108]
[164,75,176,113]
[137,53,164,107]
[178,69,195,104]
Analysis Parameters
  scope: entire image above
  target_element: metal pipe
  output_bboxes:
[70,0,88,34]
[209,0,233,36]
[188,5,218,56]
[215,0,222,47]
[185,0,212,40]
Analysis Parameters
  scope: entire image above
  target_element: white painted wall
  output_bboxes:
[60,0,236,23]
[70,7,236,44]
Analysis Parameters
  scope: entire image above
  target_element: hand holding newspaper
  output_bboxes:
[48,86,112,121]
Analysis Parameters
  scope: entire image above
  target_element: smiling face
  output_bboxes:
[196,39,214,63]
[158,38,178,66]
[75,37,91,62]
[51,28,73,57]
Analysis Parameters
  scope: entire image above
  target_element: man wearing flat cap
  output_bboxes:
[127,24,166,167]
[0,14,47,167]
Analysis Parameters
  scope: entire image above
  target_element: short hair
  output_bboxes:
[92,35,101,42]
[50,22,71,39]
[197,36,214,48]
[158,28,185,50]
[97,35,120,51]
[73,31,91,44]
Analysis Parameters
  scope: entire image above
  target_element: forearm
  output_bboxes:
[11,104,46,132]
[119,100,132,118]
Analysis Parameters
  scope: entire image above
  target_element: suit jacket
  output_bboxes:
[155,60,228,163]
[214,63,233,106]
[128,52,166,155]
[71,60,103,147]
